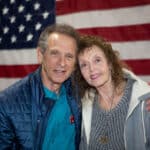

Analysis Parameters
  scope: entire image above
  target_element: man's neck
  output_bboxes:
[45,83,61,94]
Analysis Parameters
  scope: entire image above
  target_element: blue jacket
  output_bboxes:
[0,67,81,150]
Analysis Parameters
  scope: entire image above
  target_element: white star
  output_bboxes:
[3,7,9,15]
[0,37,2,43]
[25,14,32,21]
[35,23,42,31]
[18,24,25,33]
[10,16,16,23]
[10,0,15,4]
[26,33,33,41]
[34,2,40,10]
[18,5,25,13]
[3,27,9,34]
[11,35,17,43]
[43,11,49,19]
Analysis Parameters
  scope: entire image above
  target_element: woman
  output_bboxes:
[75,35,150,150]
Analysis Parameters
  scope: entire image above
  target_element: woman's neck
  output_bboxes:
[96,80,126,111]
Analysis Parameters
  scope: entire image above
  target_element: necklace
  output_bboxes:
[98,89,115,111]
[98,90,115,144]
[97,81,126,145]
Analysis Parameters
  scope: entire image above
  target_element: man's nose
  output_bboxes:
[59,56,66,67]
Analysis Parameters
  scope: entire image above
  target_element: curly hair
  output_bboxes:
[74,34,129,98]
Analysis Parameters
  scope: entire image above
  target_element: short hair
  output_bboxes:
[37,23,80,53]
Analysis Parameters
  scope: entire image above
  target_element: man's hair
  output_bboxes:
[37,23,80,53]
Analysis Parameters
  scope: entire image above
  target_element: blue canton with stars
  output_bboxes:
[0,0,55,49]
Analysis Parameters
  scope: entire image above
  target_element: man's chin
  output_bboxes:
[53,78,68,84]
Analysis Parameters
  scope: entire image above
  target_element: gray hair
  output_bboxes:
[37,23,80,53]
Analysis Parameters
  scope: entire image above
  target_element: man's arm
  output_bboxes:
[0,102,15,149]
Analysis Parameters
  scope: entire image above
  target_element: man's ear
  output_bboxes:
[37,47,43,64]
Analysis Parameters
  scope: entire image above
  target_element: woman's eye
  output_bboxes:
[95,58,101,63]
[80,63,87,69]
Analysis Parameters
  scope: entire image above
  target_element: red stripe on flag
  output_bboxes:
[124,59,150,75]
[0,59,150,78]
[0,65,39,78]
[56,0,150,15]
[78,24,150,42]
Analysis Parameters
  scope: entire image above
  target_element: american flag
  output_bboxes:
[0,0,150,91]
[0,0,55,90]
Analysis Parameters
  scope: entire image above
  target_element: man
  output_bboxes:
[0,24,81,150]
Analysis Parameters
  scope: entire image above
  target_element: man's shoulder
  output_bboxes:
[0,68,40,94]
[0,68,42,103]
[0,74,34,102]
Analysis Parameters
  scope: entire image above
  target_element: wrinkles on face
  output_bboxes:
[38,33,77,91]
[78,45,111,89]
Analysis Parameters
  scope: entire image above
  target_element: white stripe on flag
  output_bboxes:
[57,5,150,28]
[0,78,21,91]
[111,41,150,60]
[0,41,149,65]
[0,49,37,65]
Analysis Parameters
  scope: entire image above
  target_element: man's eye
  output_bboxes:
[66,54,74,59]
[50,50,59,55]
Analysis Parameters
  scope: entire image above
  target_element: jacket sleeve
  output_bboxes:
[144,99,150,149]
[0,100,15,149]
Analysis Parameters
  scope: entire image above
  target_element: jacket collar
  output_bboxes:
[81,88,96,144]
[123,69,150,118]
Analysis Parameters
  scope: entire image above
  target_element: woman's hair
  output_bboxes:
[74,34,129,98]
[37,23,80,53]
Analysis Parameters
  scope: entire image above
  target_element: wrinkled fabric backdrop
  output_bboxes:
[0,0,150,91]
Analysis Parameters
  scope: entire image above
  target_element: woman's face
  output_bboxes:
[78,45,112,89]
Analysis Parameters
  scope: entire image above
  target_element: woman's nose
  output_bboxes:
[89,64,94,72]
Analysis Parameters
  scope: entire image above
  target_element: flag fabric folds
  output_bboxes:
[56,0,150,83]
[0,0,150,91]
[0,0,55,90]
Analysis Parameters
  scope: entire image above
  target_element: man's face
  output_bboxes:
[37,33,77,89]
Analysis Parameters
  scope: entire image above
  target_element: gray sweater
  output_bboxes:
[80,78,134,150]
